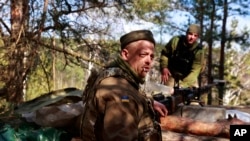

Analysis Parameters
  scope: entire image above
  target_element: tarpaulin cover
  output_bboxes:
[0,122,72,141]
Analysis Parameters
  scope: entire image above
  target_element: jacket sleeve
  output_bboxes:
[95,77,141,141]
[180,48,205,87]
[159,37,177,70]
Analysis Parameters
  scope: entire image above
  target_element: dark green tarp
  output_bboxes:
[1,87,83,141]
[0,122,72,141]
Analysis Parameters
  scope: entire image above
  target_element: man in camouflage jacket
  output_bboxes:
[78,30,168,141]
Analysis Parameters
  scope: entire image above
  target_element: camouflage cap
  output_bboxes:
[186,24,200,35]
[120,30,155,49]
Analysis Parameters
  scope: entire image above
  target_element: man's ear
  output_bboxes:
[121,49,129,60]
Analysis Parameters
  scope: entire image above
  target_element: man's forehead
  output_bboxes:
[188,32,199,36]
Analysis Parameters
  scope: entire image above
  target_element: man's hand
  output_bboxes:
[161,68,171,84]
[153,100,168,117]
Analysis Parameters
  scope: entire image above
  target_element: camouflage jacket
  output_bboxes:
[79,67,161,141]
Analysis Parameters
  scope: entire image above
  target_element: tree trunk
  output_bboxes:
[207,0,216,105]
[218,0,228,105]
[7,0,29,103]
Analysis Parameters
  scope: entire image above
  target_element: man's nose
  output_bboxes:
[146,56,153,64]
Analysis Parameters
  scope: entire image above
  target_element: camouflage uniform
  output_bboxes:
[79,56,161,141]
[160,35,205,87]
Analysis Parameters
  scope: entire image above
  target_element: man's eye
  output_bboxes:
[151,55,154,60]
[140,54,146,57]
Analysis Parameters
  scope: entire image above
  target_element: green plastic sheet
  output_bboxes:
[0,122,72,141]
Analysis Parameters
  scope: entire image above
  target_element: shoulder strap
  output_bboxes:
[171,35,184,56]
[171,36,181,52]
[192,43,202,55]
[82,67,137,102]
[82,68,99,102]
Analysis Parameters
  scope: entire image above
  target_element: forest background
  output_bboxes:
[0,0,250,115]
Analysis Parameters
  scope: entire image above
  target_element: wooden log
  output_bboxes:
[160,114,248,138]
[162,130,229,141]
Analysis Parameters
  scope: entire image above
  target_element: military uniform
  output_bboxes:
[160,35,205,88]
[79,56,161,141]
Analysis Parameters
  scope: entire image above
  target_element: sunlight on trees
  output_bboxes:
[0,0,249,109]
